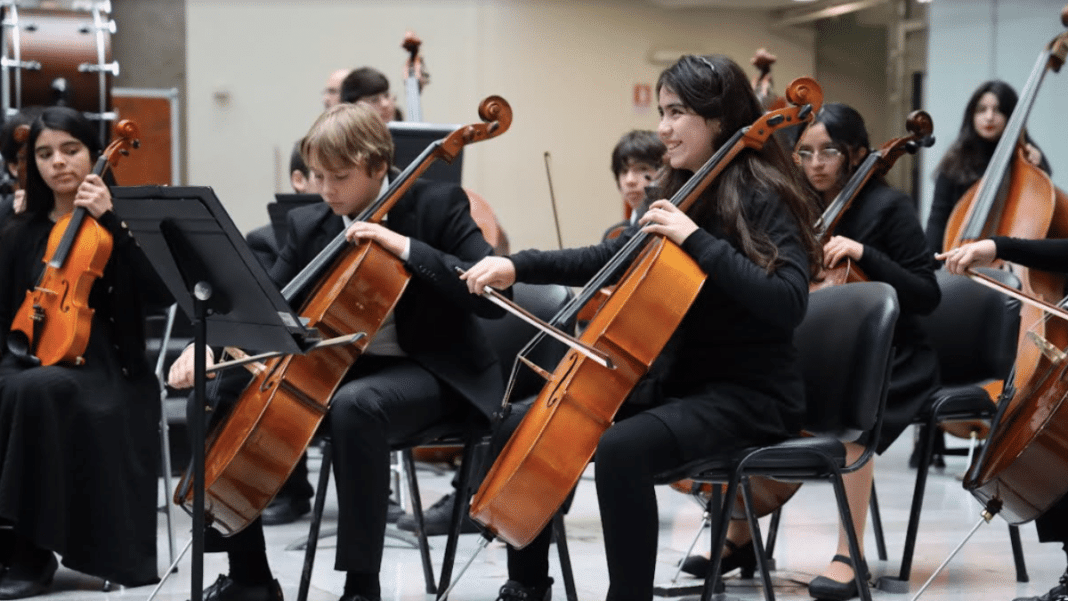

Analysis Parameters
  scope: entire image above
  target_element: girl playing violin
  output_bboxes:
[0,106,171,596]
[925,80,1049,253]
[683,103,941,600]
[462,53,822,601]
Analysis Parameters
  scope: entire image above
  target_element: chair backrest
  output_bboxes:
[478,282,573,401]
[797,282,899,442]
[918,268,1021,386]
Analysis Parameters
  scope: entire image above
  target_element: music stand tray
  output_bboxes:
[112,185,319,353]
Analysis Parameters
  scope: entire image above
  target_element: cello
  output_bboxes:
[962,268,1068,521]
[173,97,513,534]
[942,10,1068,424]
[810,110,935,291]
[469,77,823,549]
[8,119,140,366]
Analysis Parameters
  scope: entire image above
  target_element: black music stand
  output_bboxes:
[112,185,323,601]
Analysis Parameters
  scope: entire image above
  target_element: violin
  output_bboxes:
[174,97,512,534]
[469,77,823,548]
[810,110,935,291]
[942,10,1068,436]
[8,119,140,366]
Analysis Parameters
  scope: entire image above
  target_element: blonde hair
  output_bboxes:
[301,103,393,176]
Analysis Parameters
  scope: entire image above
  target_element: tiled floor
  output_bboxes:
[40,431,1068,601]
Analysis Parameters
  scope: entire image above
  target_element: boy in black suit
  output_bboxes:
[169,102,504,601]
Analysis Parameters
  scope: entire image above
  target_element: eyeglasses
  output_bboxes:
[794,147,844,164]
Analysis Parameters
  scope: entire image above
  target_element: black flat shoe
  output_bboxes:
[261,494,311,526]
[680,538,757,578]
[807,554,870,601]
[0,554,57,600]
[197,575,283,601]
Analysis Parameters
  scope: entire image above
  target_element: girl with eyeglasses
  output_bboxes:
[682,102,941,600]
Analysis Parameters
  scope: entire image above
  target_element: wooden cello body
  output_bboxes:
[7,119,139,366]
[175,97,512,534]
[962,271,1068,524]
[942,16,1068,439]
[470,78,823,548]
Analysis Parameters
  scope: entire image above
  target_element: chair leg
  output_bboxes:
[436,437,480,597]
[1009,524,1029,583]
[764,507,783,564]
[740,476,776,601]
[403,448,436,594]
[868,480,887,561]
[551,511,579,601]
[898,419,937,582]
[829,470,872,601]
[701,481,734,601]
[298,438,334,601]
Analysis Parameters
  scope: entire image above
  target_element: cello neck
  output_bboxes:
[815,151,880,240]
[405,76,422,122]
[962,47,1057,240]
[280,139,444,302]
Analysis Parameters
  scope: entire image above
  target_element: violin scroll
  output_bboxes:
[97,119,141,175]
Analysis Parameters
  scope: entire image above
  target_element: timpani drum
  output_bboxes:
[1,2,117,132]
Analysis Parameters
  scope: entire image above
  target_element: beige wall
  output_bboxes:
[185,0,815,250]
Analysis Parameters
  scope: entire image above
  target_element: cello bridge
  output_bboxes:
[1027,330,1067,363]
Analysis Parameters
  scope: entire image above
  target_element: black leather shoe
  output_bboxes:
[0,553,57,600]
[496,578,553,601]
[261,495,311,526]
[338,596,378,601]
[387,498,404,524]
[808,554,870,601]
[198,575,283,601]
[396,492,480,536]
[680,538,757,579]
[1013,569,1068,601]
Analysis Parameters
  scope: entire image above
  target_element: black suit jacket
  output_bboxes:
[269,176,505,419]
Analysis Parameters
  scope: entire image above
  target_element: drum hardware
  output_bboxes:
[1,1,118,138]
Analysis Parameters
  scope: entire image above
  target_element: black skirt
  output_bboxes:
[0,316,160,585]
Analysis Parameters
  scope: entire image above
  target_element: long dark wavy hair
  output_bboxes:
[21,106,106,220]
[655,54,821,277]
[934,80,1048,186]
